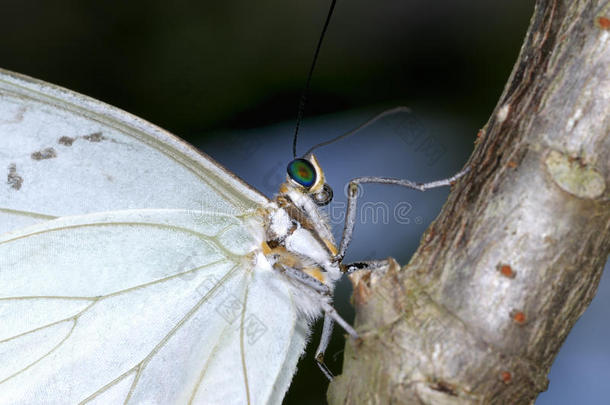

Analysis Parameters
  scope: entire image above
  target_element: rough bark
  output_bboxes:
[328,0,610,403]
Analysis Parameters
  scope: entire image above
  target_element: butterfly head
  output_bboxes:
[285,154,333,206]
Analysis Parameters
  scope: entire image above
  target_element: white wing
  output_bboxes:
[0,209,307,405]
[0,69,307,404]
[0,68,267,234]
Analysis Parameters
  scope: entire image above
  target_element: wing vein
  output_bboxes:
[124,263,242,404]
[0,208,57,220]
[0,300,96,344]
[78,369,137,405]
[0,258,230,303]
[240,272,253,405]
[0,318,78,384]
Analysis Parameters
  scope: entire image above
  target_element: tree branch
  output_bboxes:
[328,0,610,403]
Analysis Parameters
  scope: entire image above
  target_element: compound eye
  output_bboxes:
[313,183,333,206]
[287,158,316,189]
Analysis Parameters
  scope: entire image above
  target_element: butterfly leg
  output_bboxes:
[279,266,357,337]
[320,300,358,339]
[314,313,335,380]
[314,301,360,382]
[278,266,360,379]
[278,265,356,338]
[335,166,470,261]
[279,265,332,296]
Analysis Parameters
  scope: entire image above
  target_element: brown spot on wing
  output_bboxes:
[0,106,26,124]
[83,132,106,142]
[31,147,57,160]
[58,136,75,146]
[7,163,23,190]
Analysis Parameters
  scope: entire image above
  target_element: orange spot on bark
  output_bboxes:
[596,16,610,29]
[513,311,526,324]
[501,371,512,384]
[499,264,515,278]
[507,160,518,169]
[474,129,484,144]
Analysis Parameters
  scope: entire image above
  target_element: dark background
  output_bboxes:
[2,1,608,404]
[2,0,532,137]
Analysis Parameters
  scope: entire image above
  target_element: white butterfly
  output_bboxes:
[0,67,468,403]
[0,68,339,404]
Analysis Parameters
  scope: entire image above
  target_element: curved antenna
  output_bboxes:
[292,0,338,158]
[302,106,411,156]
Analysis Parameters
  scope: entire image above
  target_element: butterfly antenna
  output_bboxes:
[292,0,337,158]
[302,106,412,156]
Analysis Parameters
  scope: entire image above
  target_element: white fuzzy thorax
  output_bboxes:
[261,173,341,322]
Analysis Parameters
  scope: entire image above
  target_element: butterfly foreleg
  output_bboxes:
[277,265,358,339]
[319,300,358,340]
[335,166,470,261]
[277,263,360,377]
[278,264,332,296]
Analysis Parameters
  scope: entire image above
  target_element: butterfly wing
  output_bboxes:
[0,68,266,234]
[0,210,306,404]
[0,69,306,404]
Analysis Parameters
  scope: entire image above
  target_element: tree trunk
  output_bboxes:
[328,0,610,403]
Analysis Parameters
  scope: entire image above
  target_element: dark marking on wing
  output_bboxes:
[7,163,23,190]
[58,136,75,146]
[83,132,106,142]
[31,147,57,161]
[0,106,26,125]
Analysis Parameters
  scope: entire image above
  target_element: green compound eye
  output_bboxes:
[287,158,316,188]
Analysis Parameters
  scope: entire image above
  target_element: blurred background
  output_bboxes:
[2,0,608,403]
